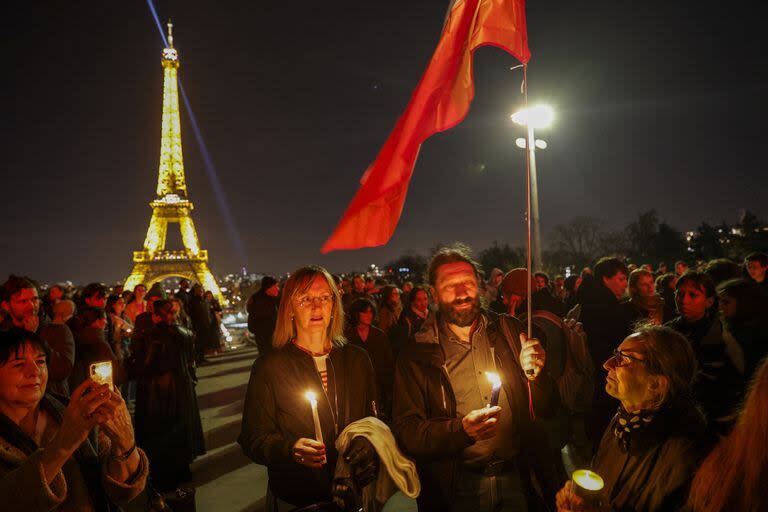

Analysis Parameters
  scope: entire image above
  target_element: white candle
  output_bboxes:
[305,391,324,445]
[485,372,502,407]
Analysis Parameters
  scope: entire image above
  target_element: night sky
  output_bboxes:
[2,1,766,285]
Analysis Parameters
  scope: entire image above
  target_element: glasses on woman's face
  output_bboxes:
[610,348,646,368]
[295,294,333,309]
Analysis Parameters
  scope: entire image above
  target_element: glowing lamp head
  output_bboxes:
[572,469,604,491]
[515,138,527,149]
[305,391,318,403]
[485,372,502,389]
[511,105,555,129]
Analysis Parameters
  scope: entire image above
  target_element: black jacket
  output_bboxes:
[392,310,558,511]
[246,290,278,356]
[238,341,377,507]
[346,324,396,419]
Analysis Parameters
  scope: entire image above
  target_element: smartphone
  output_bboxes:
[89,361,114,390]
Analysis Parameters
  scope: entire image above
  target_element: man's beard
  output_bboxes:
[439,296,481,327]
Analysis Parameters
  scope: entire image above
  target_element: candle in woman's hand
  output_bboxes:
[572,469,604,505]
[485,372,502,408]
[305,391,325,464]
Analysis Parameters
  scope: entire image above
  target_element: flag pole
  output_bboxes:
[522,64,533,341]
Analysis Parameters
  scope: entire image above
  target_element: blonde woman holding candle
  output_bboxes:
[239,266,380,511]
[555,325,710,512]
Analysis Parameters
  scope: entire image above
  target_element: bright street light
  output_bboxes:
[512,104,555,271]
[511,104,555,129]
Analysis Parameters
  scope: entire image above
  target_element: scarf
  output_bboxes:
[612,405,656,452]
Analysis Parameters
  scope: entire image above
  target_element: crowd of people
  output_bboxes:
[0,276,224,510]
[2,247,768,511]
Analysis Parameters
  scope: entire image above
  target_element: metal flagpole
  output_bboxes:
[522,65,533,343]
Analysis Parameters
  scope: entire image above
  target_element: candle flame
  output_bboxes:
[305,390,317,402]
[485,371,501,388]
[572,469,604,491]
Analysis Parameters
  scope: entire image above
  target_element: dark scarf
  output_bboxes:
[612,405,656,452]
[0,394,112,511]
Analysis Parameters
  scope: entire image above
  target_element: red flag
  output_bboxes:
[322,0,530,253]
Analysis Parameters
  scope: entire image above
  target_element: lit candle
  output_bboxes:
[572,469,604,505]
[485,372,502,407]
[305,391,324,445]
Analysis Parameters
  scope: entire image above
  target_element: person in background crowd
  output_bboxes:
[346,297,395,419]
[377,285,402,335]
[703,258,743,286]
[675,260,689,277]
[106,294,132,362]
[0,328,148,510]
[340,276,352,297]
[563,275,581,313]
[1,275,43,333]
[124,284,147,324]
[342,273,369,310]
[69,306,125,392]
[393,245,555,512]
[577,257,633,448]
[623,269,675,327]
[484,268,505,305]
[247,275,280,358]
[204,290,223,355]
[134,299,205,497]
[131,287,166,349]
[655,272,677,311]
[43,283,65,320]
[687,358,768,512]
[666,271,743,435]
[239,266,379,511]
[744,252,768,293]
[174,278,192,314]
[69,283,111,350]
[39,300,76,398]
[171,297,192,330]
[556,326,710,512]
[534,271,550,292]
[52,300,75,325]
[627,263,638,274]
[365,276,377,296]
[553,275,566,301]
[641,263,653,273]
[717,278,768,380]
[391,285,430,357]
[188,284,212,364]
[657,262,669,275]
[2,275,76,400]
[401,280,414,296]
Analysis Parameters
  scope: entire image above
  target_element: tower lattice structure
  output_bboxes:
[124,22,223,302]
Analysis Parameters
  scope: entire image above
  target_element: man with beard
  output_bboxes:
[393,245,557,512]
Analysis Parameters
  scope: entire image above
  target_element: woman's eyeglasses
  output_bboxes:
[610,349,646,368]
[295,294,333,309]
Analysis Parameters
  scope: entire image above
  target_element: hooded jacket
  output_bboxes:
[392,310,558,511]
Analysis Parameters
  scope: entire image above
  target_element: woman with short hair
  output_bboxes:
[239,266,379,511]
[0,328,148,510]
[556,326,711,512]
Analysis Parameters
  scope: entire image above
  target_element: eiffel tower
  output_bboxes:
[124,21,223,303]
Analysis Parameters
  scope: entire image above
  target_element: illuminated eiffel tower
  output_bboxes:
[124,21,223,302]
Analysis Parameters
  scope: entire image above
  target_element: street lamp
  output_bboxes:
[512,104,554,271]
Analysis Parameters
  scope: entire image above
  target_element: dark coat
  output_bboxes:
[246,290,278,357]
[346,324,396,419]
[133,323,205,473]
[593,401,711,512]
[392,311,558,511]
[69,327,125,392]
[38,322,76,397]
[188,295,213,357]
[666,315,744,432]
[238,341,377,507]
[390,308,427,358]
